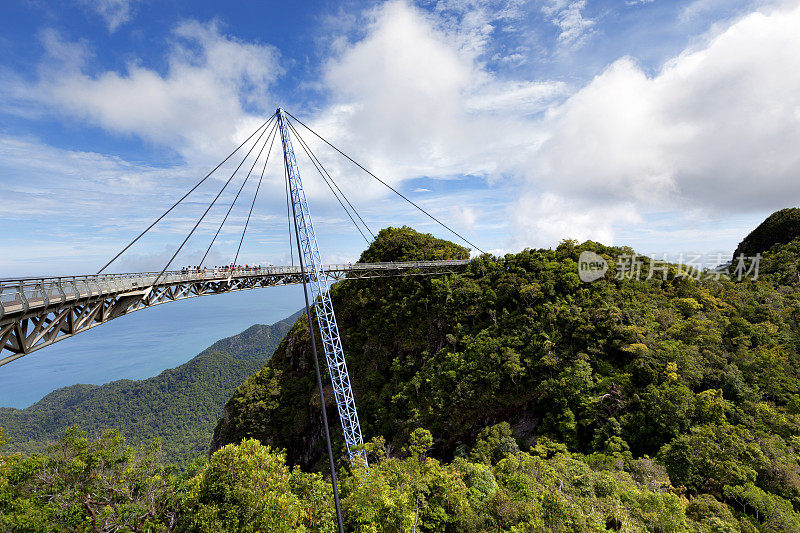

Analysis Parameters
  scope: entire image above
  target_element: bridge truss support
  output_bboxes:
[0,260,467,367]
[277,109,369,469]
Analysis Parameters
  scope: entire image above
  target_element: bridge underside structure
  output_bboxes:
[0,260,467,367]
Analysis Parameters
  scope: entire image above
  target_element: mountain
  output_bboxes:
[0,310,301,466]
[743,208,800,287]
[213,223,800,530]
[734,207,800,259]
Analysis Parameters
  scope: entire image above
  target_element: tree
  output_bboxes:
[358,226,470,262]
[1,427,182,532]
[724,482,800,531]
[179,439,333,533]
[343,430,474,532]
[469,423,519,465]
[659,424,765,495]
[733,207,800,260]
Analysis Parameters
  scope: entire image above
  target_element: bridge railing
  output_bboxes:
[0,260,469,319]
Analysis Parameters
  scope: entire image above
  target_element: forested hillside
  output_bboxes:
[211,223,800,531]
[0,311,299,466]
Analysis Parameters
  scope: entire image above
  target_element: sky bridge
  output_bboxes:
[0,107,483,530]
[0,259,468,367]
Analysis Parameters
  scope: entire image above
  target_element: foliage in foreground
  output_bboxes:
[179,438,334,532]
[2,426,769,532]
[0,427,182,532]
[6,213,800,531]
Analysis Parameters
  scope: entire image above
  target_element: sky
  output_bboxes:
[2,0,800,276]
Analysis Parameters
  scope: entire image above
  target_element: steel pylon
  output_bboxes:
[276,108,368,466]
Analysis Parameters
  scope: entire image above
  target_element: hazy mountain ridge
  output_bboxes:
[0,310,301,465]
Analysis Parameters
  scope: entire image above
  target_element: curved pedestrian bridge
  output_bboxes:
[0,259,468,366]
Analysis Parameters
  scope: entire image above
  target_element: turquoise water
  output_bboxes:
[0,285,305,408]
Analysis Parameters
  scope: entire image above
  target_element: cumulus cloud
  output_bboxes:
[680,0,741,22]
[313,1,559,193]
[0,132,361,275]
[314,0,800,249]
[450,205,479,228]
[0,134,172,217]
[522,2,800,227]
[11,20,280,162]
[6,0,800,260]
[512,194,642,247]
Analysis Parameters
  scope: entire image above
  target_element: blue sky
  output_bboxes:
[2,0,800,277]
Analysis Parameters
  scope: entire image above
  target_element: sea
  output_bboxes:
[0,285,305,408]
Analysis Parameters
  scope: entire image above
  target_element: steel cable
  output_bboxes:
[151,112,276,286]
[200,121,279,266]
[96,116,274,274]
[286,121,371,245]
[233,122,280,267]
[285,111,485,254]
[287,121,375,240]
[284,144,294,267]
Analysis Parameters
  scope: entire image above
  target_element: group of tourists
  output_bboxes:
[179,264,271,275]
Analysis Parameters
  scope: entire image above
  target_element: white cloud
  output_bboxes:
[0,134,176,219]
[313,0,800,251]
[78,0,139,33]
[542,0,596,49]
[512,194,641,247]
[11,21,280,163]
[37,28,92,71]
[450,205,479,228]
[526,2,800,215]
[6,0,800,262]
[314,1,558,191]
[0,132,370,275]
[466,79,569,114]
[527,58,680,206]
[680,0,738,22]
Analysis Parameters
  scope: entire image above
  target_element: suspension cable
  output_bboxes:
[200,121,278,266]
[233,121,280,267]
[151,113,275,286]
[287,121,375,240]
[96,117,273,274]
[286,121,371,245]
[285,111,485,254]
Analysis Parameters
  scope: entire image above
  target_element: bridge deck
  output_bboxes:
[0,260,469,366]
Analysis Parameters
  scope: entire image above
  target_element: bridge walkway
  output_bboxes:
[0,260,468,366]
